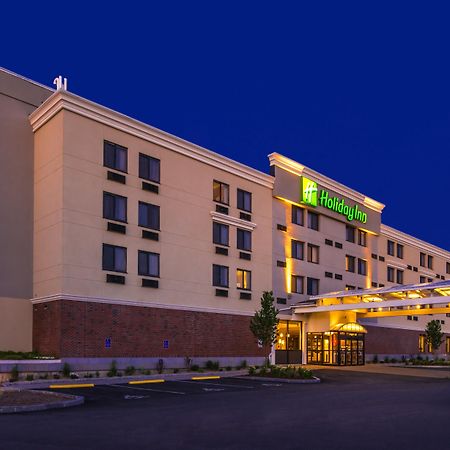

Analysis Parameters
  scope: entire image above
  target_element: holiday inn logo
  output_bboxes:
[300,176,367,224]
[301,176,318,206]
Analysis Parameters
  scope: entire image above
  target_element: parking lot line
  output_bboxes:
[129,379,165,385]
[49,383,94,389]
[109,384,186,395]
[191,376,221,380]
[179,380,254,389]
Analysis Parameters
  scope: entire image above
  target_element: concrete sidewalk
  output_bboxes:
[305,363,450,379]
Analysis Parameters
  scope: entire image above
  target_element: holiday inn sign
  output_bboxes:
[301,176,368,224]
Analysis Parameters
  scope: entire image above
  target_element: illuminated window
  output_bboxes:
[138,251,159,277]
[387,240,395,256]
[103,192,127,223]
[291,240,304,260]
[237,189,252,212]
[307,212,319,231]
[419,335,426,353]
[213,180,229,205]
[237,229,251,251]
[387,266,395,282]
[291,275,304,294]
[397,244,404,259]
[307,244,319,264]
[102,244,127,273]
[346,225,355,243]
[446,337,450,354]
[292,205,304,226]
[358,258,367,276]
[345,285,356,291]
[138,202,160,230]
[104,140,127,173]
[307,277,319,295]
[139,153,160,183]
[212,264,229,288]
[236,269,251,290]
[213,222,229,246]
[358,230,367,247]
[346,255,355,273]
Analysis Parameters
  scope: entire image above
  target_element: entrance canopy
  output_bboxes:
[292,280,450,318]
[330,322,367,333]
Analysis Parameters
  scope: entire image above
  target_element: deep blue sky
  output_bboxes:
[3,2,450,250]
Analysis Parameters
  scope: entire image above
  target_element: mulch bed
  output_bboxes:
[0,390,72,407]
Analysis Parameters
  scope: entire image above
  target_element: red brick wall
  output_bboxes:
[33,299,267,358]
[365,325,449,355]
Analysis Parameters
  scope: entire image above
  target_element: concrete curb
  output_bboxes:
[240,376,321,384]
[2,370,249,390]
[0,390,84,414]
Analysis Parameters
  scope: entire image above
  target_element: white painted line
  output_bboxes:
[109,384,186,395]
[261,383,282,387]
[178,380,254,389]
[202,388,225,392]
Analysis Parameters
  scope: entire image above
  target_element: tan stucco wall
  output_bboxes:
[0,297,32,351]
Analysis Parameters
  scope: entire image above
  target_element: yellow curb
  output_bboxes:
[49,383,94,389]
[191,376,221,381]
[128,379,165,385]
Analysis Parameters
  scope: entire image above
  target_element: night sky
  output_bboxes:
[3,2,450,250]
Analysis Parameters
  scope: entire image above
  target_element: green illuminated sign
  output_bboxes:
[300,177,367,224]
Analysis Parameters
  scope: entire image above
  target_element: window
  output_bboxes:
[397,244,404,259]
[102,244,127,273]
[387,240,395,256]
[396,269,404,284]
[307,244,319,264]
[139,153,160,183]
[325,239,333,246]
[358,258,367,276]
[213,222,229,246]
[419,335,426,353]
[103,192,127,223]
[138,202,160,230]
[358,230,367,247]
[346,255,355,273]
[292,205,304,226]
[291,275,304,294]
[236,269,251,290]
[446,337,450,354]
[237,189,252,212]
[213,180,229,205]
[387,266,395,282]
[307,277,319,296]
[420,276,426,283]
[345,285,356,291]
[138,251,159,277]
[420,252,426,267]
[447,262,450,275]
[291,240,304,260]
[346,225,355,243]
[427,255,433,270]
[104,141,127,173]
[212,264,229,288]
[307,212,319,231]
[237,229,252,251]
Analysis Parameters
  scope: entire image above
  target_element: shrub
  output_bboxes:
[107,360,118,377]
[205,360,219,371]
[39,373,49,380]
[238,360,248,369]
[124,366,136,376]
[26,374,34,381]
[141,369,151,375]
[10,365,19,382]
[62,362,71,378]
[173,368,179,374]
[226,366,232,371]
[248,366,256,375]
[373,354,378,363]
[95,371,100,378]
[190,364,200,372]
[53,373,60,379]
[156,359,164,374]
[184,356,192,369]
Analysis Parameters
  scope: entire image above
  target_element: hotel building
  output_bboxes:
[1,67,449,366]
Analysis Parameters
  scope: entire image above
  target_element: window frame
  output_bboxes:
[138,250,160,278]
[103,191,127,223]
[346,225,355,243]
[236,268,251,291]
[138,201,160,231]
[212,264,229,288]
[307,277,319,296]
[307,211,319,231]
[237,189,252,212]
[291,275,304,294]
[102,243,127,273]
[237,228,252,252]
[291,239,304,260]
[213,180,230,205]
[387,266,395,282]
[357,258,367,276]
[104,140,128,173]
[397,244,404,259]
[292,205,304,226]
[307,243,320,264]
[213,222,229,247]
[387,240,395,256]
[358,230,367,247]
[346,255,355,273]
[139,153,160,184]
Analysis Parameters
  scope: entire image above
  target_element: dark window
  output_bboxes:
[387,266,395,282]
[138,202,160,230]
[291,275,304,294]
[213,180,229,205]
[387,240,395,256]
[397,244,404,259]
[335,242,343,249]
[104,141,127,173]
[447,262,450,274]
[212,264,229,288]
[346,225,355,243]
[236,269,251,290]
[307,212,319,231]
[213,222,229,246]
[420,252,426,267]
[139,153,160,183]
[325,272,333,278]
[346,255,355,273]
[277,224,287,232]
[358,258,367,276]
[103,192,127,222]
[138,250,160,277]
[237,229,252,251]
[396,269,404,284]
[102,244,127,273]
[335,274,343,280]
[277,297,287,305]
[346,285,356,291]
[292,205,304,226]
[237,189,252,212]
[325,239,333,246]
[379,256,385,262]
[291,240,304,260]
[358,230,367,247]
[307,244,319,264]
[307,277,319,295]
[420,276,426,283]
[372,253,378,259]
[428,255,433,270]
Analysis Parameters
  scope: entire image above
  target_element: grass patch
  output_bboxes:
[0,351,55,360]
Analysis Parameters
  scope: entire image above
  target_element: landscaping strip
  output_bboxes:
[242,376,320,384]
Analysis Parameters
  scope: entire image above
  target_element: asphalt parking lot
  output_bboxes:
[1,371,449,450]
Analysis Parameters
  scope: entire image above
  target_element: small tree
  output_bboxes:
[425,319,444,356]
[250,291,279,361]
